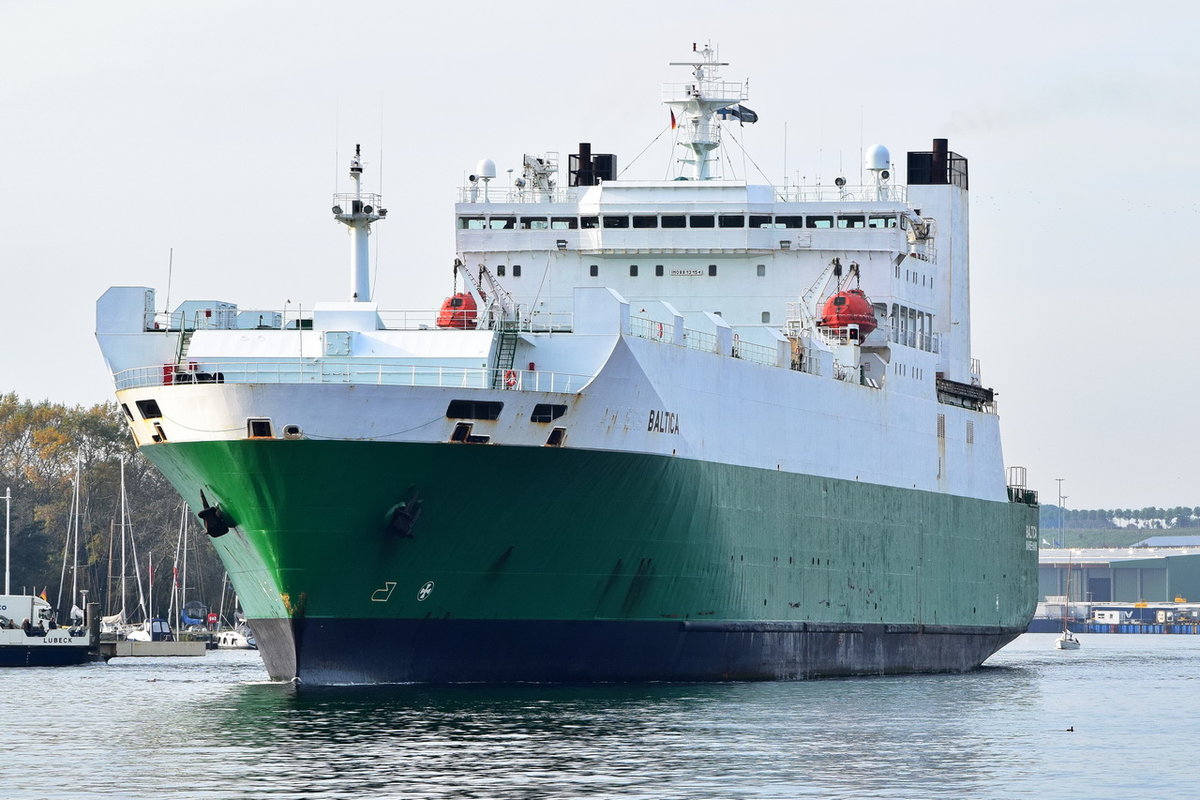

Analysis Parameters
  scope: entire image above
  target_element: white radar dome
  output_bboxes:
[864,144,890,172]
[475,158,497,179]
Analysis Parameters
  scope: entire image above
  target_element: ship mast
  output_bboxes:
[332,144,387,302]
[664,43,748,180]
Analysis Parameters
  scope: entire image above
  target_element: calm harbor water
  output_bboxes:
[2,634,1196,799]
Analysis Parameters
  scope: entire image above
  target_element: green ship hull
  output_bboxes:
[145,438,1038,684]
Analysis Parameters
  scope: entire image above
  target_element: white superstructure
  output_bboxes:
[96,46,1008,504]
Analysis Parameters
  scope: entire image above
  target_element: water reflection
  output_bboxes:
[200,670,1047,799]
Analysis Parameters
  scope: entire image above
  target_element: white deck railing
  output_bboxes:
[114,362,591,394]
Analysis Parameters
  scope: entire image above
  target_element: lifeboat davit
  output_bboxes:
[436,293,478,329]
[818,289,877,338]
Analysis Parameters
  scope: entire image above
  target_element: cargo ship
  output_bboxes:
[95,46,1039,684]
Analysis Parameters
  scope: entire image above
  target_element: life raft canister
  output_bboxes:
[818,289,878,338]
[436,293,478,329]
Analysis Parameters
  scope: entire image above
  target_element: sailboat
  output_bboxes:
[1055,553,1082,650]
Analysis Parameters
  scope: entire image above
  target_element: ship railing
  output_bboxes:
[774,184,908,203]
[629,316,676,342]
[113,361,591,394]
[661,80,748,104]
[682,328,718,354]
[729,337,777,366]
[179,309,575,334]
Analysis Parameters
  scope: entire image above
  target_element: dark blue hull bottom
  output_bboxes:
[251,617,1024,685]
[0,644,91,667]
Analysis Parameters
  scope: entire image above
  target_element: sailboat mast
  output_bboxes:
[70,453,80,608]
[120,458,127,622]
[4,486,10,595]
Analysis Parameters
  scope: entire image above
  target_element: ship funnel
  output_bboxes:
[331,143,385,302]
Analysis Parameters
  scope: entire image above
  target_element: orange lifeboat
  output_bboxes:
[436,293,478,329]
[819,289,877,338]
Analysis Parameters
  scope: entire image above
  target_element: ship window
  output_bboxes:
[512,265,522,277]
[551,217,578,229]
[520,217,549,230]
[689,215,715,228]
[756,264,766,277]
[655,264,664,276]
[531,403,567,423]
[750,215,773,228]
[718,215,745,228]
[775,215,804,228]
[629,264,638,277]
[762,311,771,323]
[837,215,866,228]
[445,400,503,420]
[152,422,167,443]
[247,418,273,439]
[450,422,471,442]
[632,215,658,229]
[806,216,833,228]
[580,216,599,229]
[602,216,629,229]
[135,399,162,419]
[496,265,506,276]
[488,217,516,230]
[661,215,686,228]
[121,403,134,420]
[545,427,567,447]
[589,264,598,277]
[708,264,717,276]
[868,215,897,228]
[460,216,486,230]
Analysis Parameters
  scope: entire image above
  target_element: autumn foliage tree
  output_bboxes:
[0,392,226,621]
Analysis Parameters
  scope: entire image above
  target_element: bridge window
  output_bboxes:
[602,216,629,229]
[580,216,599,229]
[806,216,833,229]
[520,217,548,230]
[488,217,516,230]
[459,216,486,230]
[868,215,898,228]
[775,215,804,228]
[750,215,773,228]
[718,215,745,228]
[661,215,686,229]
[632,215,658,229]
[837,215,866,228]
[689,216,715,228]
[551,217,578,230]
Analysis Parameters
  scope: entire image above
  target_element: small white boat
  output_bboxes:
[1055,630,1081,650]
[216,626,256,650]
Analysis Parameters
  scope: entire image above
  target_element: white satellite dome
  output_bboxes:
[475,158,497,179]
[864,144,890,172]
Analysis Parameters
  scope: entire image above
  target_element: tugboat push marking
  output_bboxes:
[647,409,680,434]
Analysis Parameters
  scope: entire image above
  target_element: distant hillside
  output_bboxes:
[1040,505,1200,530]
[1038,505,1200,548]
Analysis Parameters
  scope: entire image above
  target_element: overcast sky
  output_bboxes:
[2,1,1196,509]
